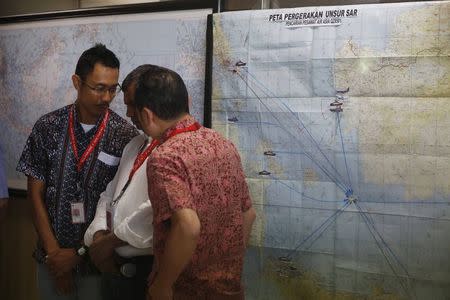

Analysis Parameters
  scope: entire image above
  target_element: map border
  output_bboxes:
[1,0,217,195]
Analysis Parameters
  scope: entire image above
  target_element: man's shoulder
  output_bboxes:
[156,126,235,159]
[102,110,139,153]
[200,126,225,139]
[196,127,241,160]
[106,110,139,138]
[33,106,70,131]
[199,126,236,148]
[128,133,147,144]
[123,134,147,152]
[108,110,137,132]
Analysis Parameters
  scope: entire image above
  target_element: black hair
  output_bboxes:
[122,64,153,93]
[75,43,120,81]
[135,65,189,120]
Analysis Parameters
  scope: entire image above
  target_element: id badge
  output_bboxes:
[106,202,114,230]
[71,202,85,224]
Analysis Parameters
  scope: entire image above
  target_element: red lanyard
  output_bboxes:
[128,139,159,181]
[68,105,110,172]
[128,121,201,182]
[112,121,201,206]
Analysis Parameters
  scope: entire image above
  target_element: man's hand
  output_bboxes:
[147,278,173,300]
[0,198,9,222]
[53,271,74,295]
[146,209,200,300]
[93,230,109,242]
[90,232,124,273]
[95,255,118,274]
[243,207,256,248]
[46,248,81,278]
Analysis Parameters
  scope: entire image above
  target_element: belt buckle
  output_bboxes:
[120,262,137,278]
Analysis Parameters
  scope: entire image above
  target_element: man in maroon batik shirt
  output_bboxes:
[134,65,256,300]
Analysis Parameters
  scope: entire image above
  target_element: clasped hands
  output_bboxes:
[45,247,81,295]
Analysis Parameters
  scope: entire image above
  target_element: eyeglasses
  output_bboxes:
[81,80,121,96]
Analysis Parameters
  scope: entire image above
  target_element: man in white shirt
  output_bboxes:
[84,65,154,300]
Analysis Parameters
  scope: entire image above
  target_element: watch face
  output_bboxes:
[77,246,86,256]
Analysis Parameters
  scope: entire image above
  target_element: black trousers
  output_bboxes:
[101,255,154,300]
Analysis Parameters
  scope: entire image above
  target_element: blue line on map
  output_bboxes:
[302,193,343,203]
[231,122,346,192]
[236,72,347,191]
[356,202,411,277]
[229,120,280,127]
[359,200,450,205]
[242,69,350,190]
[354,203,412,298]
[286,202,350,259]
[269,150,349,192]
[236,71,349,193]
[337,113,353,191]
[304,203,348,251]
[263,150,308,155]
[268,177,344,203]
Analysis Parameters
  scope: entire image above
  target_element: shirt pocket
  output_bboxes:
[90,155,120,194]
[97,151,120,166]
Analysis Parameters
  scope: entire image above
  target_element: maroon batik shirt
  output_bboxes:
[147,115,252,297]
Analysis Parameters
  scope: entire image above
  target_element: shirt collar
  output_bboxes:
[72,104,107,133]
[159,115,197,143]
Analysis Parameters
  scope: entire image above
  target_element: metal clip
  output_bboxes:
[120,263,137,278]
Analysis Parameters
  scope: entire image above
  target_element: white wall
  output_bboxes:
[0,0,78,16]
[80,0,160,8]
[0,0,161,17]
[1,0,442,17]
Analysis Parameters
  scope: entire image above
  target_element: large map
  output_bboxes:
[0,8,210,189]
[212,1,450,299]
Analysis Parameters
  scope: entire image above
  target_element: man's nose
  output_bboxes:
[101,90,115,103]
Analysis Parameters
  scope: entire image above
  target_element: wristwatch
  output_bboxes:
[76,245,89,258]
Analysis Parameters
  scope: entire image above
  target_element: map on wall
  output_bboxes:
[212,1,450,299]
[0,8,211,189]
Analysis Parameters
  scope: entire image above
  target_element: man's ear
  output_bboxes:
[142,107,156,125]
[138,107,151,127]
[72,74,81,91]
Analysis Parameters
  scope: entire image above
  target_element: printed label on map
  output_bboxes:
[268,8,358,28]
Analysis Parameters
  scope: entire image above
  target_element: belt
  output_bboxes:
[114,254,154,278]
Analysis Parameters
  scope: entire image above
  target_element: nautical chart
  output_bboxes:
[212,1,450,299]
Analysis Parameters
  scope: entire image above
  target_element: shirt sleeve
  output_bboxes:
[16,121,47,182]
[0,145,8,198]
[231,145,252,212]
[83,179,115,246]
[239,176,252,212]
[114,200,153,249]
[147,152,195,225]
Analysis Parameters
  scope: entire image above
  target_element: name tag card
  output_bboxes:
[71,202,85,224]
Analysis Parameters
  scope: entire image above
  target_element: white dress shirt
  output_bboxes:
[84,134,153,258]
